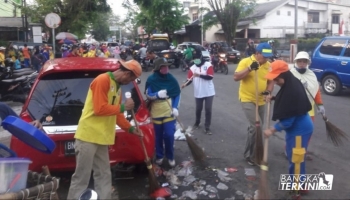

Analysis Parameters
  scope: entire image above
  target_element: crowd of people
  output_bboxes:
[0,43,53,72]
[0,37,326,198]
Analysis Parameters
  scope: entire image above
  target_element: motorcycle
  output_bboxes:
[0,58,38,103]
[181,56,192,72]
[269,53,281,63]
[212,53,228,75]
[119,50,128,61]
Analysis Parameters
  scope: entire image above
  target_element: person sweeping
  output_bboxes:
[264,60,313,197]
[289,51,325,160]
[145,58,181,167]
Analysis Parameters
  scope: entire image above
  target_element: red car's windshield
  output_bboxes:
[26,71,142,126]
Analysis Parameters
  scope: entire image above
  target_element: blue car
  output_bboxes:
[309,36,350,96]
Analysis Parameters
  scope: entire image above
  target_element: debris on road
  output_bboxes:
[217,182,229,190]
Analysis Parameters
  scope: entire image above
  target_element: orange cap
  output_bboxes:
[118,60,142,77]
[265,60,289,80]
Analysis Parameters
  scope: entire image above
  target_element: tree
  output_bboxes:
[206,0,256,44]
[126,0,189,36]
[22,0,111,39]
[90,13,114,41]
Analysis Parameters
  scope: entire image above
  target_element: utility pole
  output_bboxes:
[294,0,298,39]
[201,0,204,46]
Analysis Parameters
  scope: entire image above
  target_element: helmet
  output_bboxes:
[268,40,274,45]
[294,51,311,63]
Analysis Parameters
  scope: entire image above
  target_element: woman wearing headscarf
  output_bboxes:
[264,60,313,195]
[145,58,181,167]
[288,51,325,160]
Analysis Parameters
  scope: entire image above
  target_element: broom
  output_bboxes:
[125,92,160,194]
[165,100,206,162]
[304,88,348,146]
[254,69,264,165]
[257,100,271,199]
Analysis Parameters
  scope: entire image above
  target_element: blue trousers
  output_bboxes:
[285,133,312,177]
[153,118,176,160]
[24,58,30,68]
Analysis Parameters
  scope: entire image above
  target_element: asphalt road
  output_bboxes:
[1,62,350,199]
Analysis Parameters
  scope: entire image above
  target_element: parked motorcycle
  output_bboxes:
[212,53,228,75]
[0,58,38,103]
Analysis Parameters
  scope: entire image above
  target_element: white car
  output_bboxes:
[176,42,210,61]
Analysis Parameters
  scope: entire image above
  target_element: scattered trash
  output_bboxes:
[153,164,163,177]
[244,194,253,200]
[168,174,181,186]
[217,169,229,176]
[170,194,178,199]
[170,185,179,190]
[254,190,258,198]
[208,193,216,198]
[192,181,204,192]
[236,190,243,196]
[244,168,256,176]
[217,169,233,182]
[182,190,198,199]
[162,182,169,187]
[182,175,196,186]
[224,198,235,200]
[217,182,229,190]
[244,168,256,181]
[199,180,206,185]
[177,161,193,177]
[199,190,208,196]
[224,167,238,173]
[206,185,218,193]
[174,123,192,140]
[156,197,166,200]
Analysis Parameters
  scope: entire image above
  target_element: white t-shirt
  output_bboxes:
[187,61,215,98]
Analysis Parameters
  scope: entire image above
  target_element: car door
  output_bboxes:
[337,39,350,86]
[311,38,347,81]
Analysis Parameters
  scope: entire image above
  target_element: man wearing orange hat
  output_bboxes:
[67,60,143,200]
[233,42,274,166]
[264,60,313,196]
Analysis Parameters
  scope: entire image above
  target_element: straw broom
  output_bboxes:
[126,92,160,194]
[254,70,264,165]
[257,101,271,199]
[304,88,348,146]
[165,100,206,161]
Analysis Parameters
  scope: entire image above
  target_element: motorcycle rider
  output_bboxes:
[139,44,147,64]
[245,39,255,57]
[267,40,279,62]
[183,46,194,69]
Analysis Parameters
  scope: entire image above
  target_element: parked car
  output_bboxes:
[210,42,241,63]
[309,36,350,96]
[175,42,211,62]
[10,57,155,172]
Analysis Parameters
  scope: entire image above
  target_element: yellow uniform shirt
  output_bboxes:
[235,55,270,106]
[74,73,132,145]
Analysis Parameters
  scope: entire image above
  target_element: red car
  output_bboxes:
[10,57,155,172]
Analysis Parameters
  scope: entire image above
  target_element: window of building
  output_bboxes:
[288,11,291,16]
[192,13,198,21]
[332,15,340,24]
[277,10,280,15]
[308,12,320,23]
[319,39,346,56]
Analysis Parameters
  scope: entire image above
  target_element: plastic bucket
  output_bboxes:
[0,158,32,193]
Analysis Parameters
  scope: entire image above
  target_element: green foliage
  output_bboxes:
[128,0,189,35]
[298,38,322,52]
[206,0,256,44]
[21,0,111,39]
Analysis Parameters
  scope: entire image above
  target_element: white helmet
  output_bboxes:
[294,51,311,64]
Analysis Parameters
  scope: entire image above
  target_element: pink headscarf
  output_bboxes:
[114,46,120,54]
